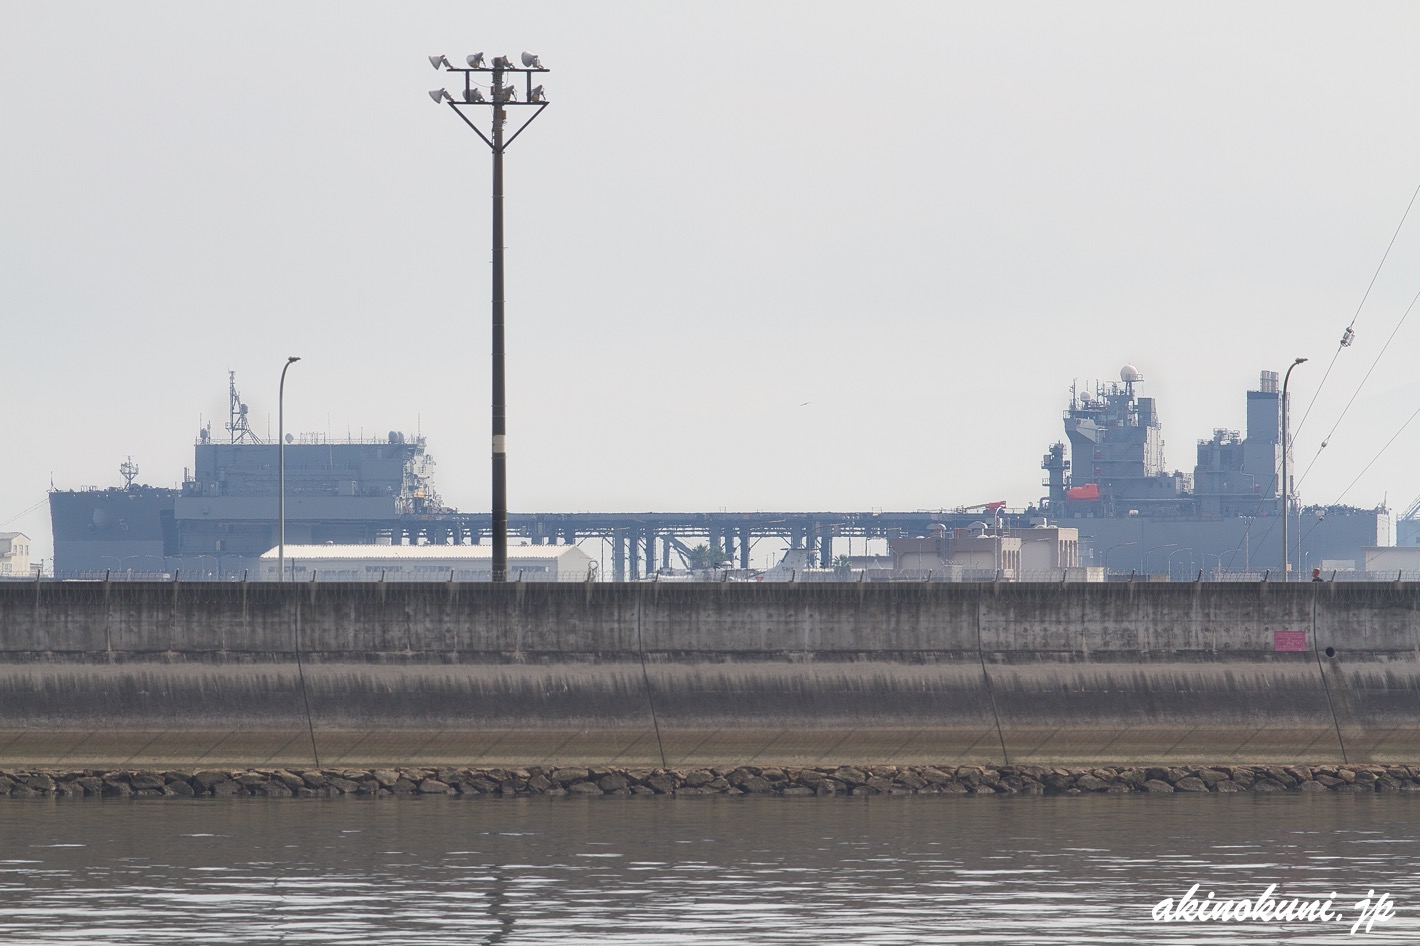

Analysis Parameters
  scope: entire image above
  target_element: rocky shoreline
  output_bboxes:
[1,763,1419,798]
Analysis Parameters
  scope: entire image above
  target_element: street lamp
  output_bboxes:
[1168,547,1193,580]
[430,50,550,583]
[1143,543,1177,575]
[1103,540,1136,572]
[1281,357,1307,581]
[278,356,301,583]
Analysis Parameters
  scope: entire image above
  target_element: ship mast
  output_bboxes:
[225,371,262,444]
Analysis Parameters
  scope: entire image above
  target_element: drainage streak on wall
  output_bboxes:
[0,581,1415,768]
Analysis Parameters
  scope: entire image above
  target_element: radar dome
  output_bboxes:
[1120,364,1143,383]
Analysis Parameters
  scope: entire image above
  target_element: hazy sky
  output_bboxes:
[7,2,1420,566]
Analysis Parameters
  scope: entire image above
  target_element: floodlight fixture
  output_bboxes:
[492,55,515,70]
[428,88,454,104]
[528,85,546,103]
[495,84,516,102]
[467,52,486,68]
[463,87,486,103]
[521,51,543,69]
[429,54,452,70]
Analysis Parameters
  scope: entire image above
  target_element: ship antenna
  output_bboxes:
[225,370,263,444]
[119,456,139,490]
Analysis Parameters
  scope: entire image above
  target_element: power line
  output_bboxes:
[1295,182,1420,438]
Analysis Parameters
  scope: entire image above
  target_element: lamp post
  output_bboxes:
[278,356,301,583]
[430,51,550,582]
[1143,543,1177,575]
[1168,547,1193,581]
[1281,357,1307,581]
[1103,540,1136,572]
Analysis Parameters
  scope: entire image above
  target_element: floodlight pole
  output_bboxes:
[1280,357,1307,581]
[430,54,549,582]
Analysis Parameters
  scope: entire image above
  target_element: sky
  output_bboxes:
[7,2,1420,567]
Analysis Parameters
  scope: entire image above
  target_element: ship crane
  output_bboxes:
[952,500,1008,514]
[1400,492,1420,522]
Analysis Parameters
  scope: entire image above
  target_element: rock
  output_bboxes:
[1252,779,1287,793]
[1142,779,1175,793]
[898,773,928,791]
[1174,777,1208,792]
[327,777,359,794]
[644,776,676,794]
[850,785,878,796]
[1196,769,1229,785]
[166,779,196,797]
[73,777,105,796]
[552,768,591,785]
[526,775,553,793]
[567,781,603,795]
[300,772,330,789]
[192,771,231,792]
[740,776,774,794]
[252,781,292,797]
[759,768,787,782]
[1214,780,1243,793]
[209,779,241,796]
[834,767,868,786]
[865,776,895,793]
[682,769,715,788]
[597,774,629,793]
[1299,780,1329,793]
[129,774,165,791]
[781,786,815,796]
[418,779,453,794]
[272,770,305,791]
[1075,775,1110,792]
[102,779,132,797]
[372,769,400,788]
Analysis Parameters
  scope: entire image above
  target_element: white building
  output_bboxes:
[257,544,597,582]
[0,533,31,578]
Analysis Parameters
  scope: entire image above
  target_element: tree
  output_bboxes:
[687,543,730,570]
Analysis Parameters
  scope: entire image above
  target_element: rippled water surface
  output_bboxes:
[0,794,1416,944]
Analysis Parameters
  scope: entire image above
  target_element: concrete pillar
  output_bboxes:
[740,526,751,569]
[613,533,626,582]
[645,531,656,577]
[820,525,834,568]
[629,527,641,581]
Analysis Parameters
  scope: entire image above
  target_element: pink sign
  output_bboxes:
[1273,630,1307,652]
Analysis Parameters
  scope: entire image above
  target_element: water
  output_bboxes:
[0,794,1415,944]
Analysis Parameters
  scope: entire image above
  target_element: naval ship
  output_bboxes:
[48,374,449,578]
[1036,365,1388,576]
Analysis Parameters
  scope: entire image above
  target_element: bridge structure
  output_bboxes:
[394,509,1019,581]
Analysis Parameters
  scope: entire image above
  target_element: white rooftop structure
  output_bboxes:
[257,543,596,582]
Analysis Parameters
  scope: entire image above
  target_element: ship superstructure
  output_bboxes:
[49,375,446,578]
[1039,366,1386,575]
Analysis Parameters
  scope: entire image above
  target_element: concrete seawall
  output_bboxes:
[0,581,1416,768]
